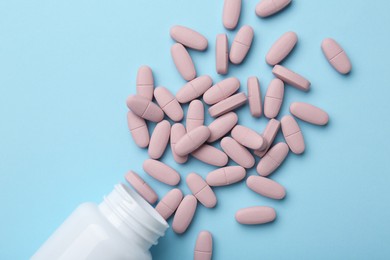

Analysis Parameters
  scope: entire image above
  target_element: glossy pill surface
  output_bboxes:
[175,126,211,156]
[246,175,286,199]
[230,25,254,64]
[154,86,183,122]
[127,111,149,148]
[206,166,246,186]
[254,119,280,157]
[231,125,265,150]
[247,76,262,117]
[235,206,276,225]
[126,95,164,122]
[186,173,217,208]
[136,65,154,100]
[170,123,188,164]
[170,25,208,51]
[171,43,196,81]
[194,231,213,260]
[143,159,181,186]
[172,195,197,234]
[176,76,213,104]
[281,115,305,154]
[255,0,292,18]
[264,78,284,119]
[223,0,241,30]
[207,112,238,143]
[191,145,228,167]
[186,100,204,132]
[208,92,247,117]
[257,142,289,176]
[216,34,228,74]
[321,38,351,74]
[290,102,329,125]
[203,77,240,105]
[155,189,183,220]
[148,120,171,159]
[221,137,255,168]
[266,32,298,65]
[125,171,158,204]
[272,65,310,92]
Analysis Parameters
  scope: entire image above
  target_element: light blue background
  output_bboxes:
[1,0,389,259]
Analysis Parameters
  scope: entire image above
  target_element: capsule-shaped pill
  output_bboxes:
[246,176,286,200]
[247,76,262,118]
[170,25,208,51]
[155,189,183,220]
[172,195,197,234]
[281,115,305,154]
[209,93,247,118]
[126,95,164,122]
[221,137,255,168]
[191,144,228,167]
[207,112,238,143]
[175,126,211,156]
[230,25,254,64]
[290,102,329,126]
[194,231,213,260]
[186,100,204,132]
[264,78,284,119]
[171,43,196,81]
[125,171,158,204]
[257,142,289,176]
[143,159,181,186]
[206,166,246,186]
[170,123,188,164]
[272,65,310,92]
[266,32,298,66]
[255,0,292,18]
[216,34,228,75]
[148,120,171,159]
[235,206,276,225]
[223,0,241,30]
[254,119,280,157]
[127,111,149,148]
[154,86,183,122]
[203,77,240,105]
[186,173,217,208]
[231,125,265,150]
[176,76,213,104]
[321,38,351,74]
[136,66,154,100]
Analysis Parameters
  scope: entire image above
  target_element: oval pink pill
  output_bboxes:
[148,120,171,159]
[254,119,280,157]
[281,115,305,154]
[221,137,255,168]
[235,206,276,225]
[206,166,246,186]
[257,142,289,176]
[209,92,247,118]
[143,159,181,186]
[231,125,265,150]
[223,0,241,30]
[155,188,183,220]
[154,86,184,122]
[203,77,240,105]
[136,65,154,100]
[126,95,164,122]
[191,144,228,167]
[321,38,351,74]
[171,43,196,81]
[272,65,310,92]
[264,78,284,119]
[290,102,329,126]
[230,25,254,65]
[186,173,217,208]
[125,171,158,204]
[207,112,238,143]
[194,231,213,260]
[175,126,211,156]
[186,100,204,132]
[266,32,298,66]
[216,34,228,75]
[247,76,262,118]
[127,111,149,148]
[172,195,197,234]
[170,25,208,51]
[176,75,213,104]
[255,0,291,18]
[246,175,286,200]
[170,123,188,164]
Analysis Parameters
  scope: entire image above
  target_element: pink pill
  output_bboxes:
[235,206,276,225]
[170,123,188,164]
[257,142,289,176]
[154,86,184,122]
[171,43,196,81]
[126,95,164,123]
[247,76,262,118]
[264,78,284,119]
[194,231,213,260]
[172,195,197,234]
[148,120,171,159]
[176,76,213,104]
[186,173,217,208]
[186,100,204,132]
[127,111,149,148]
[223,0,241,30]
[209,92,247,118]
[203,77,240,105]
[281,115,305,154]
[175,126,211,156]
[221,137,255,168]
[143,159,181,186]
[191,144,228,167]
[230,25,254,65]
[254,119,280,157]
[272,65,310,92]
[290,102,329,126]
[207,112,238,143]
[246,175,286,200]
[170,25,208,51]
[155,188,183,220]
[136,65,154,100]
[231,125,265,150]
[266,32,298,66]
[125,171,158,204]
[255,0,291,18]
[206,166,246,186]
[216,34,228,75]
[321,38,351,74]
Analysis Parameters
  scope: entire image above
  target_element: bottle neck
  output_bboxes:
[98,184,168,250]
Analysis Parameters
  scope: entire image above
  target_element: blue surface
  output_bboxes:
[1,0,390,259]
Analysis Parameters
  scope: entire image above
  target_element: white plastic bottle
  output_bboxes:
[31,184,168,260]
